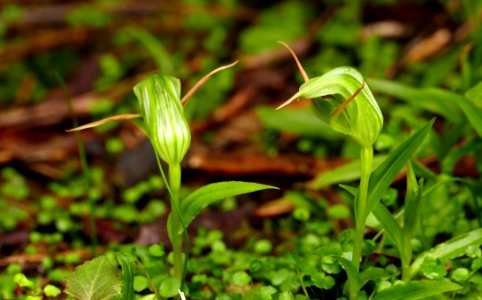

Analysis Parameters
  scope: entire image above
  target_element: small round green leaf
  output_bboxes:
[134,275,149,292]
[327,204,350,219]
[14,273,33,288]
[159,277,181,298]
[230,271,251,286]
[254,239,273,254]
[451,268,470,282]
[148,244,165,257]
[43,284,61,297]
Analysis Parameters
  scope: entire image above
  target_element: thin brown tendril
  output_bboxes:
[181,61,238,105]
[276,97,303,110]
[66,113,141,132]
[276,41,310,110]
[278,41,309,83]
[331,81,365,117]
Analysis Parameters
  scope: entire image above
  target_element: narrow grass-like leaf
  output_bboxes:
[408,228,482,280]
[403,163,422,243]
[369,78,482,138]
[465,81,482,107]
[316,248,361,295]
[116,253,136,300]
[180,181,277,228]
[60,74,97,250]
[126,27,173,74]
[366,119,434,218]
[372,203,402,248]
[401,162,423,279]
[334,255,363,299]
[65,256,122,300]
[457,95,482,138]
[311,155,386,189]
[373,280,461,300]
[256,106,341,140]
[368,78,461,123]
[338,184,357,196]
[359,267,390,288]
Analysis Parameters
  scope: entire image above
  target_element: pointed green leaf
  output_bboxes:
[311,155,386,189]
[65,256,122,300]
[334,256,359,287]
[367,119,434,218]
[256,106,340,140]
[116,253,136,300]
[369,78,482,138]
[465,81,482,107]
[180,181,277,228]
[457,95,482,138]
[403,162,423,248]
[359,267,390,288]
[126,27,173,74]
[316,248,360,292]
[368,78,462,123]
[338,184,358,196]
[408,228,482,280]
[372,203,402,248]
[373,280,461,300]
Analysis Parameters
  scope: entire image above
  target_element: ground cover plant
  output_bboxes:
[0,0,482,299]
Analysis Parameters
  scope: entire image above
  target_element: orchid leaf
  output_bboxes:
[408,228,482,280]
[179,181,277,229]
[373,280,461,300]
[367,119,434,218]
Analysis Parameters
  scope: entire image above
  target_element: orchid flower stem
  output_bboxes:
[350,145,373,300]
[168,163,183,282]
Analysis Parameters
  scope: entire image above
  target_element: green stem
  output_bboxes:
[401,236,411,281]
[60,75,98,252]
[350,146,373,299]
[168,163,183,282]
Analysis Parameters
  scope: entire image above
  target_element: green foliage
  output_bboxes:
[43,284,62,297]
[408,228,482,280]
[179,181,277,229]
[125,28,173,74]
[230,271,251,286]
[256,106,340,140]
[67,5,112,27]
[372,280,461,300]
[116,253,136,300]
[253,239,273,254]
[311,154,386,189]
[2,2,482,298]
[317,3,360,47]
[465,81,482,106]
[239,1,312,53]
[369,78,482,139]
[158,277,181,298]
[1,167,29,199]
[65,256,122,300]
[14,273,33,288]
